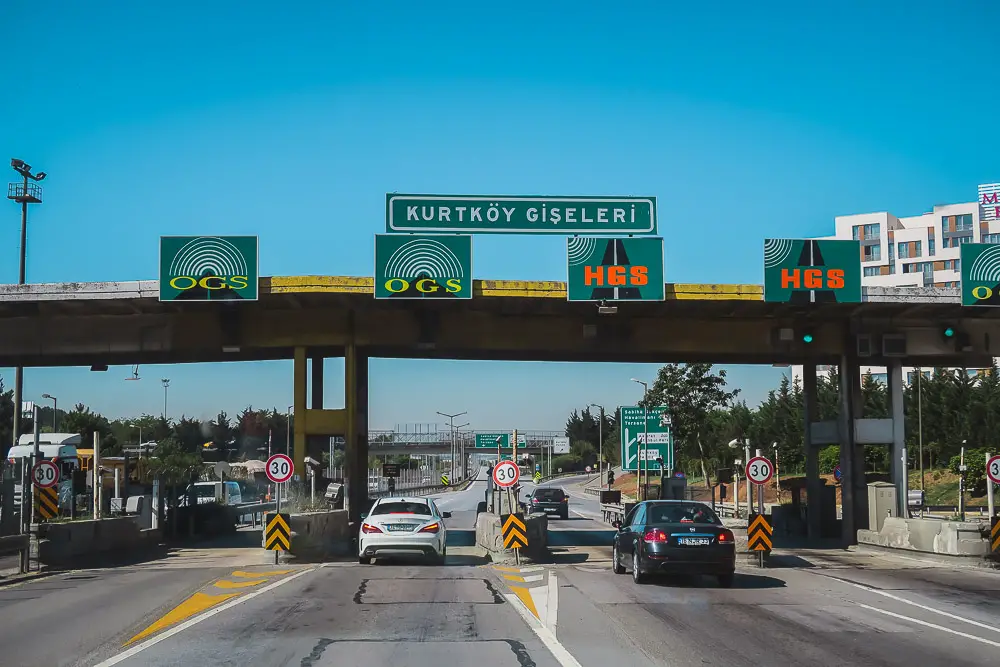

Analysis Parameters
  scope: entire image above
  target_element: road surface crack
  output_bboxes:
[503,639,536,667]
[352,579,369,604]
[482,578,506,604]
[300,638,334,666]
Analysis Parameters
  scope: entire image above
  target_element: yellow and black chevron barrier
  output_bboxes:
[748,513,773,553]
[501,513,528,549]
[991,516,999,555]
[35,486,58,521]
[264,512,291,551]
[441,474,450,487]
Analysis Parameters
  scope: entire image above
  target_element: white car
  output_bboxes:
[358,496,450,564]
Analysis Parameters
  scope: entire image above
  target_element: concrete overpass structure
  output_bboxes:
[1,275,996,538]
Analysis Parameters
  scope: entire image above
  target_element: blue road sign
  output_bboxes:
[833,465,842,482]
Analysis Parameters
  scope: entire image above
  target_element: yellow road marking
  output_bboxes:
[503,574,526,582]
[125,592,238,646]
[493,566,523,573]
[214,579,267,589]
[509,585,540,619]
[231,569,293,578]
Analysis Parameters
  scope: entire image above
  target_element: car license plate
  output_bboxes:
[678,537,710,546]
[386,524,413,532]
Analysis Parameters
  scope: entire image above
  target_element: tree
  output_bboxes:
[61,403,118,456]
[644,363,740,485]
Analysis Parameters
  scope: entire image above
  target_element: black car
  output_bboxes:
[612,500,736,587]
[527,487,569,519]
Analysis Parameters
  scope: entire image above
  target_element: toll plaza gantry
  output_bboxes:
[0,276,994,541]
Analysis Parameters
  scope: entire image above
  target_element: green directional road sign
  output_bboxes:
[960,243,1000,306]
[374,234,472,299]
[619,406,673,473]
[763,239,862,304]
[475,432,526,448]
[386,194,657,235]
[567,237,664,301]
[159,236,259,302]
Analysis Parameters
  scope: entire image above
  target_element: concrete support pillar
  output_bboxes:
[838,352,868,545]
[803,363,822,541]
[310,355,324,410]
[293,347,308,478]
[345,343,369,523]
[887,360,907,517]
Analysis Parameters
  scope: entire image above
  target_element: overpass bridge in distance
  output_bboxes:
[1,275,997,534]
[366,430,564,455]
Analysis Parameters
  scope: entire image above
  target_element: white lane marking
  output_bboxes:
[820,574,1000,635]
[855,603,1000,648]
[547,572,559,634]
[521,574,545,583]
[94,567,315,666]
[504,593,582,667]
[515,566,545,573]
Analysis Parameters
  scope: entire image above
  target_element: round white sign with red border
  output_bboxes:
[745,456,774,485]
[266,454,294,484]
[32,460,59,488]
[987,454,1000,485]
[492,460,520,488]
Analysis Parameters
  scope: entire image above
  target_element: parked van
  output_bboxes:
[181,481,243,506]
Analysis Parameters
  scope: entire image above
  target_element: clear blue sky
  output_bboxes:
[3,2,998,430]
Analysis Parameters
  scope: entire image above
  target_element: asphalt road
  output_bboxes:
[3,469,997,666]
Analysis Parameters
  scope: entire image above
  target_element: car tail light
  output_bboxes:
[718,529,735,544]
[419,522,440,533]
[643,529,667,543]
[561,497,568,503]
[361,523,383,534]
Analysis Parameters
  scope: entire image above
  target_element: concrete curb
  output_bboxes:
[853,543,1000,570]
[0,568,62,588]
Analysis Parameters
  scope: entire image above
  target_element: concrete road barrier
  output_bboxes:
[37,518,161,567]
[858,516,990,557]
[475,511,548,563]
[270,510,351,560]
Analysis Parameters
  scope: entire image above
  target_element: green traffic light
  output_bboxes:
[802,333,814,343]
[943,327,955,338]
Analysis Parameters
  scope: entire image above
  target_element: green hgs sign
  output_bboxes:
[960,243,1000,306]
[374,234,472,299]
[619,406,673,472]
[566,237,664,301]
[763,239,862,303]
[159,236,259,302]
[386,194,657,235]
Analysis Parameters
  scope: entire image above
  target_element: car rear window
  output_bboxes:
[534,489,564,501]
[647,503,721,525]
[371,501,432,516]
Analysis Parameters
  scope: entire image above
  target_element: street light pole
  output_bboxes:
[589,403,605,483]
[7,159,46,452]
[161,379,170,419]
[286,405,293,456]
[42,393,57,431]
[630,379,649,499]
[917,366,924,491]
[437,411,467,481]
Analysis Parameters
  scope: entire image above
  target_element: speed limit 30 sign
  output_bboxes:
[32,460,60,488]
[745,456,774,485]
[492,460,520,488]
[266,454,294,484]
[987,454,1000,485]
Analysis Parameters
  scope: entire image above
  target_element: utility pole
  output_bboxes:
[437,411,467,481]
[917,367,924,491]
[7,159,46,453]
[630,379,648,499]
[42,393,58,431]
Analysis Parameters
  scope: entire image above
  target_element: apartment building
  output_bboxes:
[790,183,1000,387]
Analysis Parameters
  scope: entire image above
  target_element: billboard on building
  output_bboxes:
[980,183,1000,221]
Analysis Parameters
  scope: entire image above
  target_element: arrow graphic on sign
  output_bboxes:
[624,428,638,468]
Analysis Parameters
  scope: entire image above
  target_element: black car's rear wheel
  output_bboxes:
[632,550,646,584]
[612,542,626,574]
